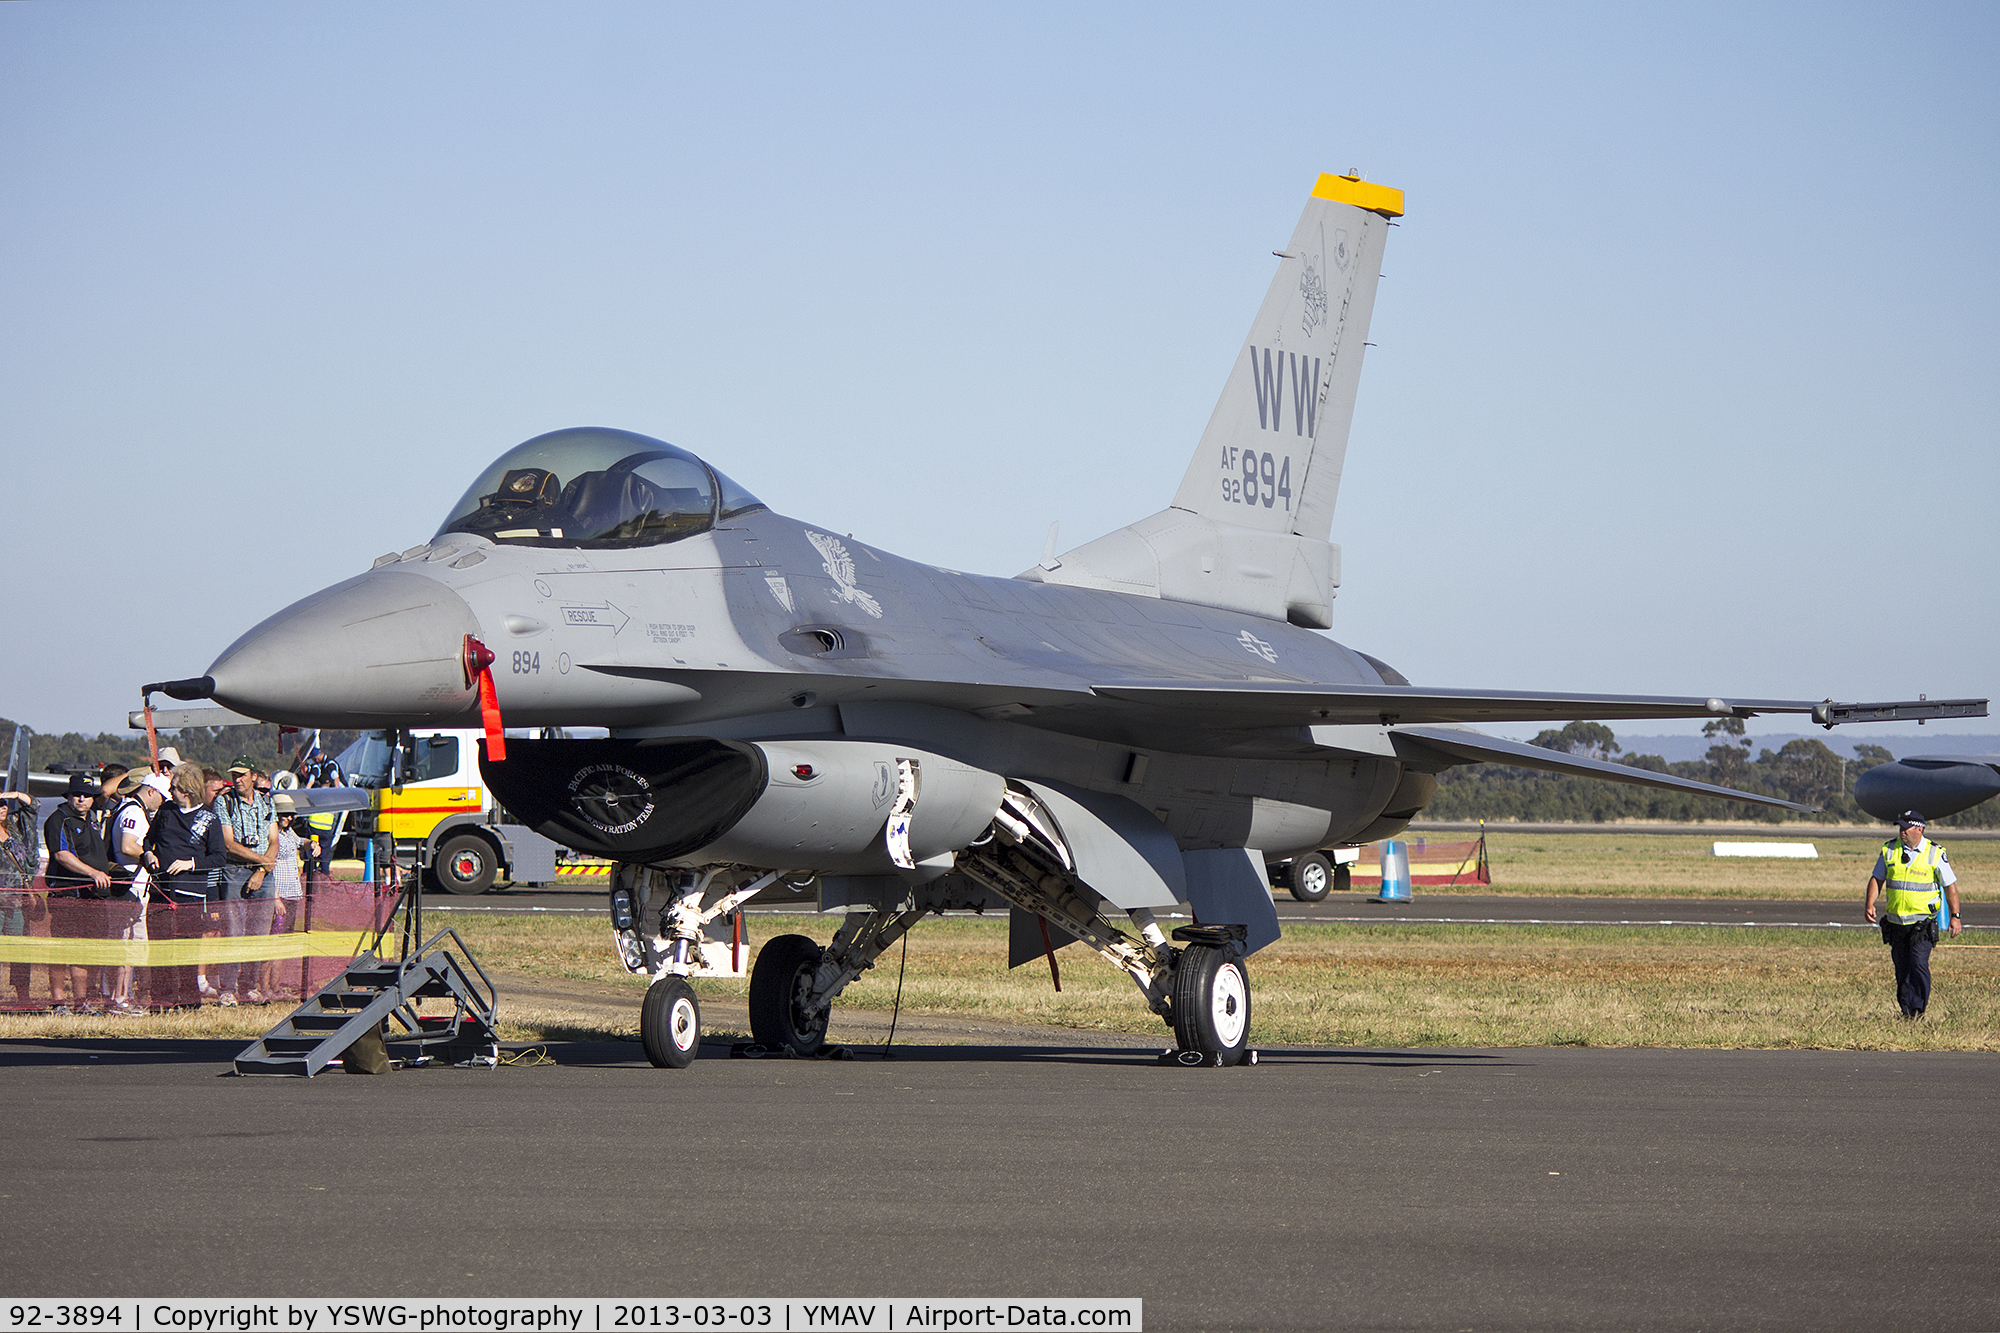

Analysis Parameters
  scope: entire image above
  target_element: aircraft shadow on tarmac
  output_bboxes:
[0,1037,246,1068]
[672,1039,1529,1070]
[1,1036,1528,1072]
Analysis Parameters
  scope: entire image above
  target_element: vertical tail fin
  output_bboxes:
[1026,175,1401,629]
[1171,174,1400,541]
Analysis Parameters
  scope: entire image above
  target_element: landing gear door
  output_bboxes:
[1182,848,1282,955]
[1013,779,1185,910]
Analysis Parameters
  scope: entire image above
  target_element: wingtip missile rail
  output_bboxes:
[1806,698,1989,728]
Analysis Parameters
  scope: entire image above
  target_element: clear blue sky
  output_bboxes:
[4,2,1995,743]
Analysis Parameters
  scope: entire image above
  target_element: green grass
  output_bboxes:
[432,914,2000,1053]
[8,917,1989,1051]
[1442,831,1999,900]
[8,830,1991,1052]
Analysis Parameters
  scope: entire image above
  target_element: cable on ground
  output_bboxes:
[881,930,910,1059]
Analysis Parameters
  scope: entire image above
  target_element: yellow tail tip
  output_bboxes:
[1311,173,1404,218]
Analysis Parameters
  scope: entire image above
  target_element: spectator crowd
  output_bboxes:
[0,747,328,1014]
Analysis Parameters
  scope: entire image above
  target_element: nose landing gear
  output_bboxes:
[641,976,702,1068]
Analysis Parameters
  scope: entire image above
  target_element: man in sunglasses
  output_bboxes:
[1864,811,1963,1019]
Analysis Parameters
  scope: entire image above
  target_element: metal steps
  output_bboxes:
[233,931,499,1076]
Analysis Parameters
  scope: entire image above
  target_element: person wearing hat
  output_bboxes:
[149,763,229,1006]
[101,771,169,1016]
[41,774,111,1013]
[212,757,276,1005]
[1865,811,1963,1019]
[251,792,319,1002]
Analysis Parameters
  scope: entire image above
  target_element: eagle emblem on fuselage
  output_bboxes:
[805,530,884,619]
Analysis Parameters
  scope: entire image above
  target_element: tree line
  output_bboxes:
[2,717,362,781]
[1423,719,1999,828]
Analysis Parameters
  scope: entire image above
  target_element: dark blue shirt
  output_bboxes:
[42,803,107,892]
[148,801,226,896]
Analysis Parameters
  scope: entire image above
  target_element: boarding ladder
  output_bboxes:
[234,848,499,1076]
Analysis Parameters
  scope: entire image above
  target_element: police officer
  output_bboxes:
[1864,811,1962,1018]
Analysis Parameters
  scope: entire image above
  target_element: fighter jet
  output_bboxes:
[154,173,1983,1068]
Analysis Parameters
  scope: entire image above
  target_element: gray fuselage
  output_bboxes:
[208,507,1427,858]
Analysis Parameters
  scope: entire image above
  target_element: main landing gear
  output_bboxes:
[747,933,830,1057]
[955,784,1259,1068]
[1169,927,1252,1066]
[743,879,988,1056]
[613,783,1263,1070]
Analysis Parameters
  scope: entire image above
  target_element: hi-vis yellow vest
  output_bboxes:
[1880,838,1946,924]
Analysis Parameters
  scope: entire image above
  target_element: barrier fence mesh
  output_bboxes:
[0,878,397,1013]
[1348,836,1491,887]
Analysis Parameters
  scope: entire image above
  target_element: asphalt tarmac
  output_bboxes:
[2,1035,1994,1330]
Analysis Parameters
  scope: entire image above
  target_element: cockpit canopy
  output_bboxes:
[435,427,764,550]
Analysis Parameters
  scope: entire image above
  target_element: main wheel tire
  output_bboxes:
[749,933,829,1056]
[641,977,702,1068]
[431,833,498,896]
[1287,851,1334,903]
[1333,863,1352,892]
[1172,944,1251,1066]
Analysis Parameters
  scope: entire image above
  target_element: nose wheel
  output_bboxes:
[641,976,702,1068]
[1172,943,1252,1066]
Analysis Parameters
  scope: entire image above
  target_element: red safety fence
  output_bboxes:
[1347,836,1491,888]
[0,878,398,1013]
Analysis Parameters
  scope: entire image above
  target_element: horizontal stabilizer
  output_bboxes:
[1389,726,1814,813]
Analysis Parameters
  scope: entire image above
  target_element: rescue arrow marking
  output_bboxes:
[559,602,630,634]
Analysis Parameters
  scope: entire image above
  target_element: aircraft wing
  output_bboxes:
[1388,725,1813,812]
[1090,682,1986,730]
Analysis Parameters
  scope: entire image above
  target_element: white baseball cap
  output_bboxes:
[141,774,172,797]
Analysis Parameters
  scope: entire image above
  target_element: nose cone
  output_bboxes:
[208,569,481,728]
